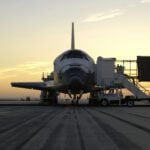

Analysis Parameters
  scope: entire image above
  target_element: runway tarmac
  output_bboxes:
[0,106,150,150]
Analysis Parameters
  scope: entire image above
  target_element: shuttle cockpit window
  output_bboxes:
[60,50,89,61]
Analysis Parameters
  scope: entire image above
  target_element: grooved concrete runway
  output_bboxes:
[0,106,150,150]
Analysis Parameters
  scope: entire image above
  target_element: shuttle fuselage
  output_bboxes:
[54,49,95,94]
[11,22,96,103]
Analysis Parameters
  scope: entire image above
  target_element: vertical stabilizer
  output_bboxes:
[71,22,75,50]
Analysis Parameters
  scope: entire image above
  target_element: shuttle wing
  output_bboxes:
[11,82,46,90]
[11,80,60,91]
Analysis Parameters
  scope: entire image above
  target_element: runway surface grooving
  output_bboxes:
[41,121,65,150]
[124,112,150,120]
[84,108,142,150]
[74,108,86,150]
[96,110,150,133]
[0,110,56,135]
[16,110,62,150]
[0,106,150,150]
[0,109,62,150]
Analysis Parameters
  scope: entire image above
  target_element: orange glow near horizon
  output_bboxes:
[0,0,150,98]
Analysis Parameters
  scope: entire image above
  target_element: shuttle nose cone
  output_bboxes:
[69,76,83,89]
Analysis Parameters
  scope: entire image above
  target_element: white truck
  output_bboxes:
[89,88,135,106]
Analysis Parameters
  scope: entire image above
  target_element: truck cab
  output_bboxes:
[98,88,123,106]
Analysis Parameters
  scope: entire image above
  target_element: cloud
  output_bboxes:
[18,61,52,70]
[0,75,17,80]
[141,0,150,3]
[128,4,137,8]
[83,9,123,23]
[0,60,53,80]
[0,61,52,73]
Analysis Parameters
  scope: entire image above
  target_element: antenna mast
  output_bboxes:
[71,22,75,50]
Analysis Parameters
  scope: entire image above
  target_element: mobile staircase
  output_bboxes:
[114,73,150,100]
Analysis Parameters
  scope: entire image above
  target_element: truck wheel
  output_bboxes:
[127,100,134,107]
[101,99,108,106]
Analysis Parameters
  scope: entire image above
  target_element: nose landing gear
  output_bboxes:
[71,94,78,105]
[70,92,83,105]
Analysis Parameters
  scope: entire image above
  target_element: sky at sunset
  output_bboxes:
[0,0,150,99]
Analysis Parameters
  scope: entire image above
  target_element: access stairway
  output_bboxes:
[114,74,150,99]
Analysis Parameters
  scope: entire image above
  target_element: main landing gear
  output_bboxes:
[40,90,58,105]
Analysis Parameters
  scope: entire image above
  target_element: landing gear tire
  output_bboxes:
[40,91,58,106]
[49,94,58,106]
[101,99,108,106]
[127,100,134,107]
